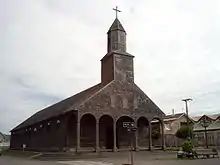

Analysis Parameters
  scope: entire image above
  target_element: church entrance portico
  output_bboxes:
[151,118,165,150]
[137,117,150,150]
[67,114,77,148]
[80,114,96,150]
[116,116,135,150]
[99,115,114,150]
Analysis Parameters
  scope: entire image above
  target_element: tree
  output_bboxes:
[181,140,194,152]
[175,125,193,139]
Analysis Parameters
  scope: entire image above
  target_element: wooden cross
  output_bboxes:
[113,6,121,18]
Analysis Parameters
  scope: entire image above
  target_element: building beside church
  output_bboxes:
[162,113,193,147]
[161,112,220,148]
[192,114,220,147]
[10,13,165,152]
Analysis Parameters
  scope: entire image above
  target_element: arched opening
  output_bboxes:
[137,117,149,149]
[80,114,96,148]
[151,118,163,149]
[99,115,114,149]
[116,116,134,149]
[67,114,77,148]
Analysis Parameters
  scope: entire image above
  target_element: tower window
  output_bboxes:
[108,36,111,52]
[120,34,125,42]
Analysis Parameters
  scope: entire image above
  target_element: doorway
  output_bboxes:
[106,128,114,149]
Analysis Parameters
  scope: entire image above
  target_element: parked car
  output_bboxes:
[177,150,194,158]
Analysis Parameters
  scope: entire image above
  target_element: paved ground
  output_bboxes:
[0,152,220,165]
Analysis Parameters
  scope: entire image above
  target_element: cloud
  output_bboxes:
[0,0,220,133]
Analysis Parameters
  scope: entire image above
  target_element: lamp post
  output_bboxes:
[182,98,192,138]
[199,116,211,148]
[123,121,137,165]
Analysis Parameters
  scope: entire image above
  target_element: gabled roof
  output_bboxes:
[194,119,220,131]
[107,18,126,33]
[190,116,202,122]
[164,113,185,120]
[209,114,220,120]
[191,114,220,122]
[12,80,165,132]
[134,83,165,116]
[163,113,195,123]
[12,83,104,131]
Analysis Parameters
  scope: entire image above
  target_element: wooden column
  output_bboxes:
[135,122,139,151]
[96,122,99,151]
[161,121,165,150]
[76,114,80,152]
[113,120,117,152]
[149,122,152,151]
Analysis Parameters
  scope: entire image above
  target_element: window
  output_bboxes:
[47,122,51,132]
[108,36,111,51]
[56,120,61,130]
[120,34,125,42]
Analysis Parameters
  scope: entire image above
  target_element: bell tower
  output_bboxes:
[107,17,127,53]
[101,7,134,85]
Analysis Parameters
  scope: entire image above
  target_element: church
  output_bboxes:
[10,8,165,152]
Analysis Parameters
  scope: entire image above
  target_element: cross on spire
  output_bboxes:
[113,6,121,18]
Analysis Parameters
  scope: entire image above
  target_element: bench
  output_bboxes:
[194,149,219,159]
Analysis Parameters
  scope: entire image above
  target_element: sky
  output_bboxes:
[1,0,220,134]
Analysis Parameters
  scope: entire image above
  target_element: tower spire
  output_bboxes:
[107,6,126,53]
[101,8,134,85]
[113,6,121,18]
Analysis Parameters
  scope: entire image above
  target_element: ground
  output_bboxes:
[0,151,220,165]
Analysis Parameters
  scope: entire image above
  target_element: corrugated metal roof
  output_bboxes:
[194,119,220,131]
[191,114,220,122]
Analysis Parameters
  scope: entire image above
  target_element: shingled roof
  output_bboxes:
[108,18,126,33]
[12,83,104,131]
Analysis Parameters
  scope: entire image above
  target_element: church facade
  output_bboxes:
[10,15,165,152]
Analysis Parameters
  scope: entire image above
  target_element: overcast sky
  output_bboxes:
[1,0,220,134]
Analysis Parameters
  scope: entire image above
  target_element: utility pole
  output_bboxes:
[182,98,192,139]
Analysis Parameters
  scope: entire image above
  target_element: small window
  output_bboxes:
[120,34,125,42]
[47,123,51,132]
[56,120,61,131]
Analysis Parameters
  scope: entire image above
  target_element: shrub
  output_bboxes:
[181,140,194,152]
